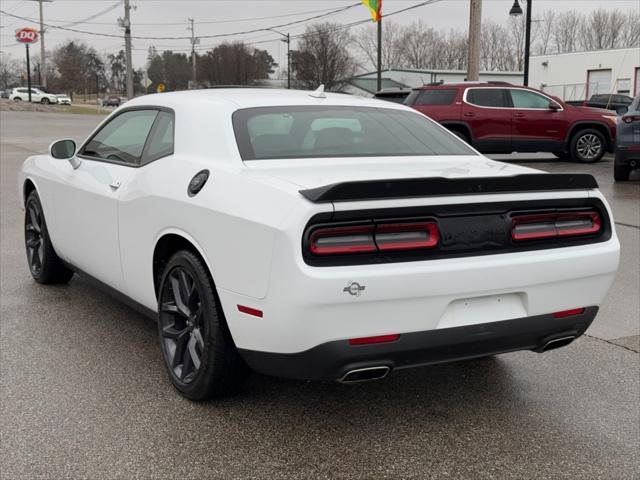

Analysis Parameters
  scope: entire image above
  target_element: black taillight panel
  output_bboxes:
[302,198,611,267]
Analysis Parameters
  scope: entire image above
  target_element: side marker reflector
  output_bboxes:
[238,305,263,318]
[349,334,400,346]
[553,308,585,319]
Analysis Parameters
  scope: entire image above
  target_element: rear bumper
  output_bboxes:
[615,145,640,166]
[239,307,597,381]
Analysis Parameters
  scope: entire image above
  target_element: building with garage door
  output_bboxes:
[529,47,640,102]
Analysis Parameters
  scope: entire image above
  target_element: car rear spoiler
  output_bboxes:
[298,174,598,203]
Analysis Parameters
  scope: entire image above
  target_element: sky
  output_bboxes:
[1,0,638,71]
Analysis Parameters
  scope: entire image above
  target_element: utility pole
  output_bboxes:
[27,0,52,88]
[124,0,134,99]
[377,19,382,92]
[187,18,197,86]
[269,28,291,89]
[466,0,482,82]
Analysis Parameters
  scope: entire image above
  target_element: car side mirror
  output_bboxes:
[548,102,561,111]
[49,139,81,169]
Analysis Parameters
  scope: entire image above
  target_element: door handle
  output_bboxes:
[109,180,121,190]
[463,112,475,117]
[513,112,526,118]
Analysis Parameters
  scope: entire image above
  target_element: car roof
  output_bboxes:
[124,88,406,111]
[413,82,519,90]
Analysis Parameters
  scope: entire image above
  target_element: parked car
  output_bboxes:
[10,87,58,104]
[373,87,412,104]
[566,94,633,115]
[19,88,619,400]
[55,94,72,105]
[614,95,640,181]
[104,96,122,107]
[405,82,618,163]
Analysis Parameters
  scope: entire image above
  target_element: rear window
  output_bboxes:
[233,106,476,160]
[466,88,509,108]
[406,89,457,106]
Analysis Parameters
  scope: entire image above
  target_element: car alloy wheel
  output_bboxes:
[576,133,603,161]
[24,201,44,276]
[41,98,50,105]
[159,266,205,384]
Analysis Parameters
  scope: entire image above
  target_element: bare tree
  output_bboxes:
[0,53,22,90]
[554,11,582,53]
[353,21,403,71]
[536,10,556,54]
[291,23,357,91]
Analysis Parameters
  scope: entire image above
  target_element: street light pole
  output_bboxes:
[27,0,52,88]
[509,0,532,86]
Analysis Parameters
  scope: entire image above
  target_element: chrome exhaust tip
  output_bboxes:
[339,366,391,383]
[540,335,576,352]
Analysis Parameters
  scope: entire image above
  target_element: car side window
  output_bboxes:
[142,111,175,163]
[509,89,553,109]
[466,89,509,108]
[80,110,158,165]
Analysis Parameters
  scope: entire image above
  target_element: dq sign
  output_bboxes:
[15,27,39,44]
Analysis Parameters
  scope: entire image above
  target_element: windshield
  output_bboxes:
[233,106,476,160]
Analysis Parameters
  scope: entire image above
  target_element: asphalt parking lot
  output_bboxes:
[1,111,638,479]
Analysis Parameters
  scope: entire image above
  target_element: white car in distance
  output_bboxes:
[10,87,59,104]
[18,87,620,400]
[55,94,72,105]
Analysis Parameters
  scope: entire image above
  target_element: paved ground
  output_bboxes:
[1,111,638,479]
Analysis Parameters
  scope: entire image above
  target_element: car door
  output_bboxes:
[462,88,512,153]
[508,88,567,153]
[51,108,160,292]
[29,89,42,102]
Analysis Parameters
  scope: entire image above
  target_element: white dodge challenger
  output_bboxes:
[19,88,620,400]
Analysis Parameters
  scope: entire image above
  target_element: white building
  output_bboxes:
[529,47,640,101]
[352,68,523,92]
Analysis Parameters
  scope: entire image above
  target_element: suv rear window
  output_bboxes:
[406,89,457,106]
[466,88,509,108]
[233,106,476,160]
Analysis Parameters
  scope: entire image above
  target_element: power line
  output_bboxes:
[12,4,361,27]
[61,0,122,28]
[0,3,361,40]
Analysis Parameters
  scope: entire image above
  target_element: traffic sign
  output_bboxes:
[15,27,39,44]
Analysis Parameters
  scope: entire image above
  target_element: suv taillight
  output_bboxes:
[622,114,640,124]
[511,211,601,241]
[309,221,440,256]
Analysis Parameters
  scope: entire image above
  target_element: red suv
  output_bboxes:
[405,82,618,163]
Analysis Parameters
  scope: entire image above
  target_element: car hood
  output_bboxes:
[572,105,614,116]
[243,156,539,190]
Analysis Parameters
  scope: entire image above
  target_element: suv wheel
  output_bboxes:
[451,130,470,144]
[41,98,50,105]
[158,250,247,400]
[571,129,606,163]
[13,97,22,102]
[614,164,631,182]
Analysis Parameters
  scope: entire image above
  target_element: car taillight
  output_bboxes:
[309,225,376,255]
[622,114,640,124]
[376,222,439,251]
[511,211,601,241]
[309,221,440,256]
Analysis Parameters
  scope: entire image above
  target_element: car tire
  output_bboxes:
[24,191,74,284]
[570,129,606,163]
[41,98,50,105]
[614,163,631,182]
[13,97,22,102]
[157,250,247,400]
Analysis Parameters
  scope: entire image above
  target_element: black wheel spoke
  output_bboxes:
[25,202,44,274]
[28,206,41,233]
[169,274,191,317]
[159,265,206,385]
